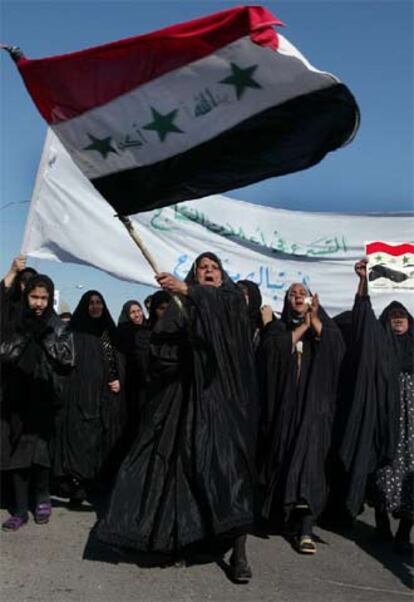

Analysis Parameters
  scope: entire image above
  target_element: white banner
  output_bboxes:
[22,131,414,316]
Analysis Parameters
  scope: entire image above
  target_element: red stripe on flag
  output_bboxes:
[17,6,283,124]
[366,242,414,256]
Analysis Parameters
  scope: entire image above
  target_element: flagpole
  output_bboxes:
[116,214,160,274]
[116,214,185,313]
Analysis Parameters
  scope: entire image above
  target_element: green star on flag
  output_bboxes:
[403,256,410,265]
[143,107,183,142]
[219,62,262,100]
[375,255,383,262]
[83,133,118,159]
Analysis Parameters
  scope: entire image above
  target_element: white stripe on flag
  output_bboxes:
[52,35,336,179]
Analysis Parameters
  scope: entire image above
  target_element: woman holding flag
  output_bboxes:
[95,252,258,582]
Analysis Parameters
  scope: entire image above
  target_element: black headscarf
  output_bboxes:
[148,290,171,328]
[17,275,56,373]
[280,282,333,334]
[280,282,311,330]
[237,279,263,335]
[184,252,235,288]
[118,300,143,326]
[22,274,55,326]
[71,290,116,339]
[379,301,413,373]
[117,299,145,354]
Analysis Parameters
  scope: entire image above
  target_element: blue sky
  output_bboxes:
[1,1,413,316]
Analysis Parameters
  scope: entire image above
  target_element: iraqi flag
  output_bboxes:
[366,241,414,291]
[12,5,359,215]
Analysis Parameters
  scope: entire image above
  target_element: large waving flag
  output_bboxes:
[11,5,359,215]
[22,132,414,316]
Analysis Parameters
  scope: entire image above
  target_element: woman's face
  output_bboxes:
[128,303,144,326]
[390,314,409,335]
[88,294,104,319]
[155,302,168,321]
[196,257,222,287]
[27,286,49,316]
[287,283,309,316]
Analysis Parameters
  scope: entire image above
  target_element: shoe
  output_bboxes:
[229,553,252,582]
[2,515,28,531]
[34,502,52,524]
[297,535,316,555]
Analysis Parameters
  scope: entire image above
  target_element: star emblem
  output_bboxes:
[219,63,262,100]
[143,107,183,142]
[375,254,383,262]
[403,255,410,264]
[83,133,118,159]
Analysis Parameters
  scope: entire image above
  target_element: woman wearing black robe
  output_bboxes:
[52,291,126,505]
[94,253,257,581]
[117,299,149,444]
[1,275,74,530]
[339,260,413,551]
[257,283,345,553]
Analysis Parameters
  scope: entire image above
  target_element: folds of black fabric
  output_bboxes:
[257,314,345,523]
[1,311,74,472]
[94,282,258,553]
[339,296,403,517]
[52,330,126,484]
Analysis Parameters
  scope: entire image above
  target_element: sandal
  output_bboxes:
[2,515,28,531]
[297,535,316,555]
[34,502,52,524]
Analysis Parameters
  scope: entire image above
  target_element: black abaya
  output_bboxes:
[339,296,409,517]
[95,264,257,553]
[52,291,127,485]
[1,276,74,471]
[257,298,345,523]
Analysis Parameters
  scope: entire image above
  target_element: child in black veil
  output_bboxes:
[1,275,74,531]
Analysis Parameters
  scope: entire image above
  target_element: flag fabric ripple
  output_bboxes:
[15,5,360,215]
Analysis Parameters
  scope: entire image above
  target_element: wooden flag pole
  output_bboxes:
[116,214,160,275]
[116,214,185,313]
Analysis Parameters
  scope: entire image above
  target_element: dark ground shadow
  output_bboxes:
[82,529,243,583]
[320,515,413,590]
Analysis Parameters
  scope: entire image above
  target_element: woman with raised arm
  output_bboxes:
[1,275,74,531]
[257,283,344,554]
[95,253,257,582]
[340,261,413,553]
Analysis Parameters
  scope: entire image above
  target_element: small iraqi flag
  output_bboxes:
[366,241,414,291]
[8,6,359,215]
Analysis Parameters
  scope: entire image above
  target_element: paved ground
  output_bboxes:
[0,502,412,602]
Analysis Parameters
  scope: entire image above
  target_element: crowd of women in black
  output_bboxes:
[1,252,412,583]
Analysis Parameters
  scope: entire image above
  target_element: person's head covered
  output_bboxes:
[71,290,116,336]
[184,252,235,288]
[23,274,55,320]
[118,300,144,327]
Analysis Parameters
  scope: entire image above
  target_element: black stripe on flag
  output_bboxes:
[91,83,359,216]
